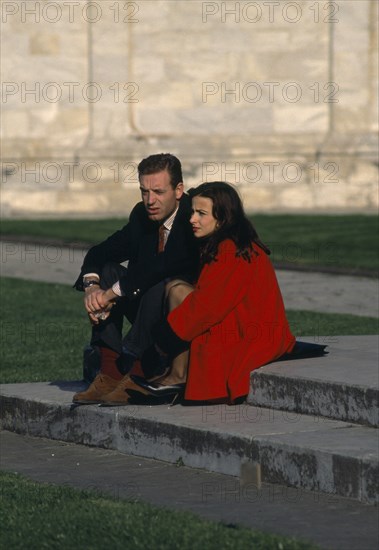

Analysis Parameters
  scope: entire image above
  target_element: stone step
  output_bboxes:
[248,336,379,427]
[0,380,377,504]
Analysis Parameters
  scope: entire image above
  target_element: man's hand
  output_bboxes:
[84,286,117,324]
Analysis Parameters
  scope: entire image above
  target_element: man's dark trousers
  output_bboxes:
[91,262,165,358]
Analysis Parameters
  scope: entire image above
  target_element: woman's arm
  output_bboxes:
[154,241,256,353]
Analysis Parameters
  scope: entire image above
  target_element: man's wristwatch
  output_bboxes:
[83,280,100,289]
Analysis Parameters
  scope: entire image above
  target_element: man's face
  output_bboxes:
[139,170,184,223]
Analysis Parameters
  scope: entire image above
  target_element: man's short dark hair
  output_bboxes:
[138,153,183,189]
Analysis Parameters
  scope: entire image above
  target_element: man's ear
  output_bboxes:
[175,182,184,199]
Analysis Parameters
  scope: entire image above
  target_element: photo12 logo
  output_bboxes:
[202,81,339,104]
[201,481,338,504]
[1,1,139,24]
[202,2,340,24]
[202,161,339,185]
[1,82,139,104]
[1,160,139,185]
[0,242,86,265]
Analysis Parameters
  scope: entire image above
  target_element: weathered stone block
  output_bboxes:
[30,33,60,55]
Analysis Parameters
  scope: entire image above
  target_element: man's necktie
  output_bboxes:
[158,224,165,253]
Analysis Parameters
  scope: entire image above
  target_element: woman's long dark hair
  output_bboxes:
[189,181,270,266]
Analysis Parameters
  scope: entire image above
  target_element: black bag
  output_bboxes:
[276,340,328,362]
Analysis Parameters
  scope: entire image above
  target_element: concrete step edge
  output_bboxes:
[1,391,377,505]
[248,371,379,427]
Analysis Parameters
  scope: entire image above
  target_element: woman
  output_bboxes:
[133,182,296,404]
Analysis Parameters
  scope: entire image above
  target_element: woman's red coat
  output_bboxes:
[168,239,295,402]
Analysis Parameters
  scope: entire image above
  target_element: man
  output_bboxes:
[72,153,199,405]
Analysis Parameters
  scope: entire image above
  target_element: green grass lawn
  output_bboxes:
[0,277,377,384]
[0,218,126,244]
[1,215,378,272]
[0,277,375,549]
[0,277,88,383]
[253,214,378,272]
[0,471,319,550]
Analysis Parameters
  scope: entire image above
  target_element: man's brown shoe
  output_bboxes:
[102,374,151,406]
[73,373,120,404]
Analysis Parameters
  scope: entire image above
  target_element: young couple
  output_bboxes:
[73,153,298,406]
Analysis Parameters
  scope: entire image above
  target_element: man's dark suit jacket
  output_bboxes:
[73,194,199,305]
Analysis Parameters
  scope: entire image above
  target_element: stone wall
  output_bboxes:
[1,0,378,216]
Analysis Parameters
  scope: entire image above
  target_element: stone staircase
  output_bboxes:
[248,335,378,427]
[1,335,377,504]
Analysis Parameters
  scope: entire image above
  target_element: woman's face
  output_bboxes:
[190,196,218,238]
